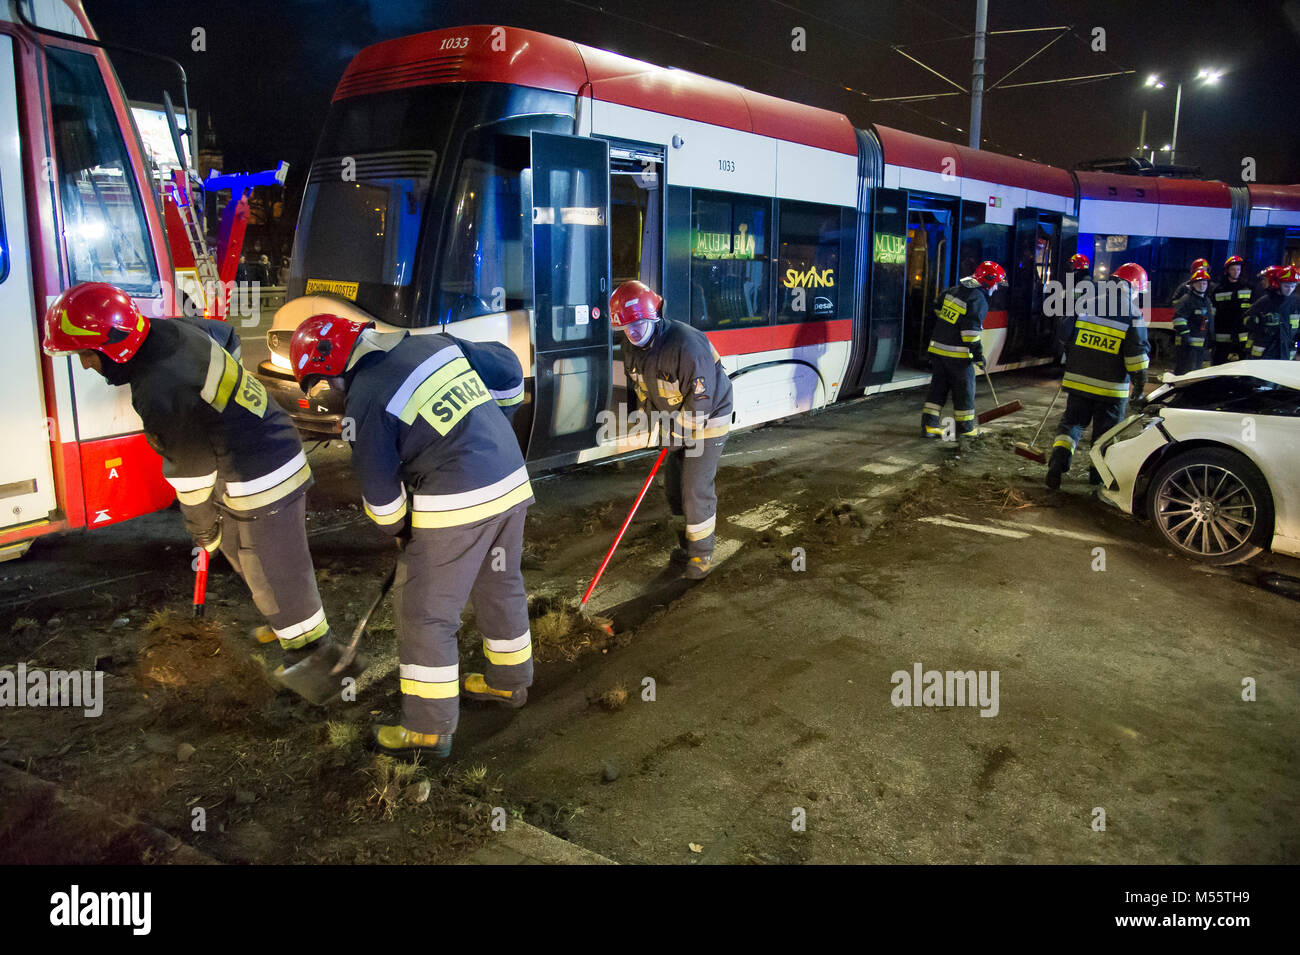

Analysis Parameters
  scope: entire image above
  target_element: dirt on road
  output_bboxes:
[2,371,1297,864]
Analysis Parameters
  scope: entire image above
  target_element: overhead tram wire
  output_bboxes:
[558,0,1031,155]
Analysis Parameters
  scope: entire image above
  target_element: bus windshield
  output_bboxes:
[289,86,466,325]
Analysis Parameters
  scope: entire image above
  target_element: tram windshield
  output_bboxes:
[290,86,462,325]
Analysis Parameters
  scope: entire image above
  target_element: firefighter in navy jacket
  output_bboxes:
[1243,266,1300,360]
[1171,267,1214,374]
[1212,255,1252,362]
[291,314,532,761]
[610,281,733,580]
[1046,263,1150,489]
[42,283,355,705]
[921,261,1006,440]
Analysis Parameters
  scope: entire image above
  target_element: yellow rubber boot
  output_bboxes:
[461,673,527,708]
[373,724,452,760]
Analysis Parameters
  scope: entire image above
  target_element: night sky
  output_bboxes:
[86,0,1300,201]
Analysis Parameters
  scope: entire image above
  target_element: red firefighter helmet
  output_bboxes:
[1113,262,1150,294]
[972,260,1007,289]
[1069,253,1090,271]
[1267,265,1298,289]
[609,280,663,328]
[289,314,372,387]
[1189,258,1209,273]
[1224,255,1244,269]
[1189,268,1211,285]
[42,282,150,363]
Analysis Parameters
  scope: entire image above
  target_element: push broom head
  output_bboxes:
[976,399,1023,425]
[1014,442,1047,464]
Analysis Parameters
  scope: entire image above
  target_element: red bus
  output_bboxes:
[238,24,1294,469]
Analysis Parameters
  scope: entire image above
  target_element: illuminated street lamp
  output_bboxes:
[1142,69,1225,163]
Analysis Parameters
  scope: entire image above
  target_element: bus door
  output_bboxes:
[0,36,57,552]
[902,197,956,368]
[527,131,612,466]
[1004,209,1062,363]
[607,143,663,413]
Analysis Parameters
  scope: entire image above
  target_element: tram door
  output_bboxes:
[527,131,612,465]
[1004,209,1063,363]
[606,144,663,417]
[0,37,57,542]
[902,202,955,368]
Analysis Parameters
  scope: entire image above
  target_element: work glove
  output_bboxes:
[194,519,222,554]
[1129,371,1147,401]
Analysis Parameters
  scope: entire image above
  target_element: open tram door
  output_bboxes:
[901,197,957,369]
[0,36,56,559]
[526,131,613,468]
[1002,209,1069,365]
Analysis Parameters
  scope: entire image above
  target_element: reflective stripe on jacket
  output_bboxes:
[927,279,987,363]
[346,333,532,533]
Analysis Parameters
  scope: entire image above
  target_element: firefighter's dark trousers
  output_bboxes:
[922,358,978,437]
[393,501,532,736]
[1174,342,1206,375]
[1211,336,1243,365]
[664,433,727,558]
[1049,391,1126,473]
[216,493,331,653]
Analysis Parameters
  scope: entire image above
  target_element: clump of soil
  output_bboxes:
[526,594,611,663]
[814,501,867,528]
[135,609,276,727]
[596,682,629,711]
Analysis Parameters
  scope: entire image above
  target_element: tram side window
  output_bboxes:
[959,223,1012,309]
[1154,238,1215,305]
[435,132,529,325]
[45,48,158,297]
[776,200,841,323]
[1090,234,1154,289]
[689,190,770,330]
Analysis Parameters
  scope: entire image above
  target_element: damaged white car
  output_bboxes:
[1090,361,1300,565]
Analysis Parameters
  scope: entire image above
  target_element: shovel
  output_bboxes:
[192,547,210,618]
[332,565,396,675]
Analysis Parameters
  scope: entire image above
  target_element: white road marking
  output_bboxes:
[989,519,1123,545]
[858,455,914,475]
[730,502,791,531]
[919,517,1030,538]
[723,445,790,459]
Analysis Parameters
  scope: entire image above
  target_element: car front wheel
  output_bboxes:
[1146,447,1273,565]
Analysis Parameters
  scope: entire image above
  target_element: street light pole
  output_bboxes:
[969,0,988,149]
[1136,109,1147,157]
[1170,82,1183,163]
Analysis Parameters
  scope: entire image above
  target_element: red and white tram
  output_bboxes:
[0,0,181,560]
[257,24,1300,471]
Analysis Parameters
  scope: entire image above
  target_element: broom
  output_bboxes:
[1014,384,1063,464]
[976,363,1023,424]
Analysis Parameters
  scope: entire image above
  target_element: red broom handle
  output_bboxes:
[580,447,669,609]
[193,547,210,618]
